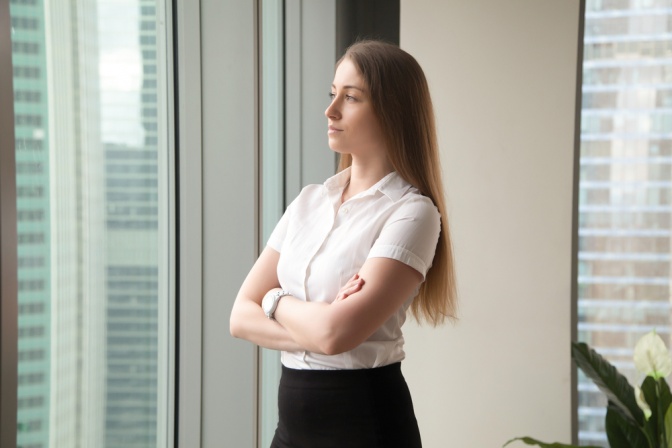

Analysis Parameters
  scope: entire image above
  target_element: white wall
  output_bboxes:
[400,1,582,447]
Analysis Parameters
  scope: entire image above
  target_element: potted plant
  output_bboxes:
[505,330,672,448]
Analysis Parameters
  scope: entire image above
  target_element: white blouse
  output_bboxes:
[267,167,441,370]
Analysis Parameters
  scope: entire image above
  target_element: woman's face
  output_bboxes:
[325,58,386,160]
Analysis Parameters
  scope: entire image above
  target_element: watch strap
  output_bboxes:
[265,289,291,319]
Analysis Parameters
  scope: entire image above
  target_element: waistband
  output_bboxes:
[280,362,403,388]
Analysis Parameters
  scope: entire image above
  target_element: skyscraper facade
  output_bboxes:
[579,1,672,445]
[12,1,53,446]
[10,0,169,446]
[102,1,163,446]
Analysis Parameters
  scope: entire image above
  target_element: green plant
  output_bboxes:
[504,330,672,448]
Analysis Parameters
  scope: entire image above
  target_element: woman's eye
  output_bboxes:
[328,92,356,102]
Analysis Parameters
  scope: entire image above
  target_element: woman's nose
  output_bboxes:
[325,99,340,119]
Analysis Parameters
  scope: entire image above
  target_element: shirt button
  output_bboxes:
[342,207,349,214]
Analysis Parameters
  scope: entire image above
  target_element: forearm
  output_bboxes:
[273,259,422,356]
[273,297,339,355]
[230,298,304,352]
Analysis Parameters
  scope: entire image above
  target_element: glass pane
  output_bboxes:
[578,1,672,446]
[10,0,173,447]
[259,0,285,445]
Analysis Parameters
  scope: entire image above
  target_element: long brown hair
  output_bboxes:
[337,40,457,325]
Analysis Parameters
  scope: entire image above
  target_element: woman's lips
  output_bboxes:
[328,125,343,134]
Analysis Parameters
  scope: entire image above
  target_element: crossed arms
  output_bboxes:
[229,246,422,355]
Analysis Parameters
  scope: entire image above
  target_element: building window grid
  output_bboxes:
[7,0,172,446]
[578,1,672,445]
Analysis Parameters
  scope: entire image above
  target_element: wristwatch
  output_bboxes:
[262,290,292,319]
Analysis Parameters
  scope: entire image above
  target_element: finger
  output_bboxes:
[345,280,363,295]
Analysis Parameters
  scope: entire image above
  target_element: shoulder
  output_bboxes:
[287,183,327,209]
[288,170,348,209]
[376,188,441,247]
[377,172,439,221]
[390,189,440,225]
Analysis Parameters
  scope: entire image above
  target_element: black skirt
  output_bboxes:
[271,362,422,448]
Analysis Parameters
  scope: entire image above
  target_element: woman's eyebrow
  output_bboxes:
[332,84,366,92]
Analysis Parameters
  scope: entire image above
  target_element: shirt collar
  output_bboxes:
[323,167,413,202]
[324,167,352,190]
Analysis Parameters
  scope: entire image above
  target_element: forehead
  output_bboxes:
[332,58,366,89]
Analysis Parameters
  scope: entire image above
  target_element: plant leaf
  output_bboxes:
[502,436,594,448]
[606,405,651,448]
[665,404,672,448]
[641,377,661,440]
[640,376,672,446]
[658,379,672,417]
[659,379,672,446]
[572,341,645,425]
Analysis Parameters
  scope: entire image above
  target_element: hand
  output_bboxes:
[333,274,364,303]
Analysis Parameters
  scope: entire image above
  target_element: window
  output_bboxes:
[14,90,41,102]
[17,349,45,361]
[17,233,44,244]
[18,372,45,385]
[17,210,44,221]
[17,256,45,268]
[12,41,39,54]
[8,0,174,447]
[16,162,43,174]
[15,138,43,150]
[11,17,39,30]
[259,1,285,444]
[578,2,672,446]
[14,66,40,78]
[17,303,45,315]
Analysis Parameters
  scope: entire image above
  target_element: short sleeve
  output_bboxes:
[367,197,441,279]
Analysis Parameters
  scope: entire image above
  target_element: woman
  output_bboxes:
[230,40,457,448]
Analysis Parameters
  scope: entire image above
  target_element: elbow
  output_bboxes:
[229,322,239,339]
[229,309,243,339]
[317,323,359,356]
[320,341,346,356]
[229,320,239,339]
[318,338,338,356]
[320,337,358,356]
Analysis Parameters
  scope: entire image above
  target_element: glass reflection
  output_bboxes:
[579,1,672,446]
[11,0,170,446]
